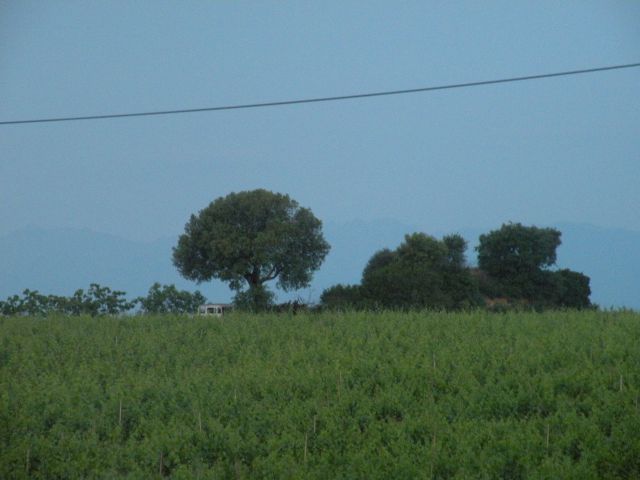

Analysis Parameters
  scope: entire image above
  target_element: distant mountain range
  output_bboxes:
[1,222,638,309]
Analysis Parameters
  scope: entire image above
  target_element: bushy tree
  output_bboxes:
[231,284,275,312]
[477,223,561,300]
[80,284,136,315]
[0,284,135,316]
[441,234,484,308]
[173,190,330,311]
[359,233,479,310]
[136,283,207,314]
[476,223,591,308]
[1,289,50,316]
[362,234,444,309]
[319,284,366,310]
[0,294,22,316]
[551,269,592,309]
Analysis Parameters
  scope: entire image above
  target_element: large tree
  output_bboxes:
[476,223,590,308]
[173,190,330,310]
[359,232,480,310]
[477,223,561,278]
[477,223,561,300]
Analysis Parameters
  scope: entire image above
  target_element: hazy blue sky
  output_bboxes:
[2,2,639,242]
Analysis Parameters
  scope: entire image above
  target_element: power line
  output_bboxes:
[1,62,639,126]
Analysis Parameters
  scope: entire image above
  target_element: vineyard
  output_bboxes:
[1,310,640,479]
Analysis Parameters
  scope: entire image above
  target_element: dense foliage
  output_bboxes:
[173,189,330,311]
[322,224,591,311]
[0,284,135,316]
[321,233,481,311]
[477,223,561,282]
[360,233,480,310]
[476,223,591,309]
[319,284,367,310]
[0,283,206,316]
[136,283,206,314]
[2,311,639,478]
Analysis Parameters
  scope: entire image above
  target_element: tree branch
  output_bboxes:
[262,265,281,282]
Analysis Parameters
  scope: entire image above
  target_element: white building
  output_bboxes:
[197,303,233,316]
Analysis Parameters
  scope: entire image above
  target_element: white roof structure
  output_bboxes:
[198,303,233,316]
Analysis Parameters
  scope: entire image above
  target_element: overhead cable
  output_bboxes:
[1,62,639,125]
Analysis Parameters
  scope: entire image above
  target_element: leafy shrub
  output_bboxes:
[0,284,135,316]
[136,283,206,314]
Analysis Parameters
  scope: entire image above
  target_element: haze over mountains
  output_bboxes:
[1,221,638,309]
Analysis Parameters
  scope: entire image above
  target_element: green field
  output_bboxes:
[2,311,640,479]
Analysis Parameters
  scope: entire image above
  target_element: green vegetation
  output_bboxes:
[0,284,135,317]
[330,233,480,310]
[2,310,639,478]
[322,223,591,311]
[136,283,207,315]
[476,223,591,309]
[173,189,330,311]
[0,283,206,317]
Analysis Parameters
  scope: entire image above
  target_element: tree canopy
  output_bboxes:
[321,232,480,311]
[361,233,480,310]
[136,283,206,314]
[172,189,330,310]
[321,223,591,312]
[477,223,561,277]
[476,223,590,308]
[0,284,135,316]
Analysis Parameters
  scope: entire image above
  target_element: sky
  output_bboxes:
[1,1,639,243]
